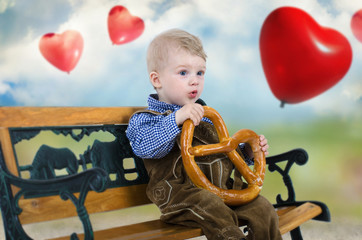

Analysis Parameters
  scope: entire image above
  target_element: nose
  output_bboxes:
[189,75,199,86]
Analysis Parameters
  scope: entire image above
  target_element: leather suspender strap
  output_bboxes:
[130,109,173,120]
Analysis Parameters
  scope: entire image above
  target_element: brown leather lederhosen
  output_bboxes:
[135,110,282,240]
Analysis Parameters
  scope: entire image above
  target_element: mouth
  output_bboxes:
[189,90,198,98]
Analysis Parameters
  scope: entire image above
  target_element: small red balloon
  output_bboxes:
[259,7,352,106]
[351,9,362,43]
[107,5,145,45]
[39,30,84,73]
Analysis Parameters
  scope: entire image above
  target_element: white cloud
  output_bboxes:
[342,82,362,101]
[0,82,10,95]
[0,33,44,81]
[0,0,361,123]
[0,0,15,13]
[332,0,362,13]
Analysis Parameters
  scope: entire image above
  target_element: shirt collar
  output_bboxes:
[147,94,182,113]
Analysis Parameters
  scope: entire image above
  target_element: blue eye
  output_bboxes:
[197,71,204,76]
[179,71,187,76]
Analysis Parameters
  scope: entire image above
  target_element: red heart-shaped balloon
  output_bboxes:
[351,9,362,43]
[39,30,84,73]
[259,7,352,106]
[107,5,145,45]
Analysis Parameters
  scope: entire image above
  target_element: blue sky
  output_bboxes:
[0,0,361,127]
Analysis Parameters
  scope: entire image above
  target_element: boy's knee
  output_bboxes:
[213,225,246,240]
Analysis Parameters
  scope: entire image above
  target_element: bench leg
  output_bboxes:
[290,226,303,240]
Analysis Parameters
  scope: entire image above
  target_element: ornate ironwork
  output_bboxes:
[0,144,109,240]
[0,150,32,239]
[9,125,149,196]
[266,148,308,204]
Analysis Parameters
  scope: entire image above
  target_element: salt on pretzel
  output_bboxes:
[180,106,266,206]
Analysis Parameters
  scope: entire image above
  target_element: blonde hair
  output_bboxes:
[146,29,207,73]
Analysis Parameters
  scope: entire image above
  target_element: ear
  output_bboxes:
[149,71,162,89]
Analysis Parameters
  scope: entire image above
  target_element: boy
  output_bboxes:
[126,29,281,240]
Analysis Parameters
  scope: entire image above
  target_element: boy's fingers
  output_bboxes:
[191,104,204,125]
[261,145,269,151]
[193,112,203,126]
[195,104,204,117]
[260,139,268,147]
[192,117,201,126]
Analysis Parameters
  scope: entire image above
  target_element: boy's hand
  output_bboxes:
[175,103,204,126]
[259,134,269,156]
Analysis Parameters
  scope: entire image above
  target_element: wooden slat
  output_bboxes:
[0,107,145,127]
[91,220,203,240]
[0,127,19,176]
[19,184,150,224]
[278,202,322,235]
[50,203,321,240]
[276,206,296,216]
[51,219,203,240]
[0,127,21,194]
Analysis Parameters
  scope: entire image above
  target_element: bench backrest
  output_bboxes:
[0,107,150,225]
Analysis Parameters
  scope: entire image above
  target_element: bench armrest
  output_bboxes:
[3,168,109,199]
[266,148,331,223]
[0,155,109,240]
[266,148,308,204]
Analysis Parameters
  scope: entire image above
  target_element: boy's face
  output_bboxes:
[151,47,206,106]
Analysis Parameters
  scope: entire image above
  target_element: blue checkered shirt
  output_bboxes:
[126,94,212,159]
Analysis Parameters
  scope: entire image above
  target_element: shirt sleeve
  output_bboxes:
[126,112,181,159]
[238,143,254,166]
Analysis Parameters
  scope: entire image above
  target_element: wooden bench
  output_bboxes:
[0,107,330,240]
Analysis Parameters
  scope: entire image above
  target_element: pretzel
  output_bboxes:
[180,106,266,206]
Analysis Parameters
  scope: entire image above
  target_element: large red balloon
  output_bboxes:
[351,9,362,43]
[39,30,84,73]
[107,5,145,45]
[259,7,352,106]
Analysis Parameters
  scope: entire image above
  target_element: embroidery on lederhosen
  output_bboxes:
[152,180,173,208]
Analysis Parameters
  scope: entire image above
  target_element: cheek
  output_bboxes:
[199,80,205,89]
[199,81,205,94]
[162,78,177,90]
[165,80,184,97]
[172,79,187,90]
